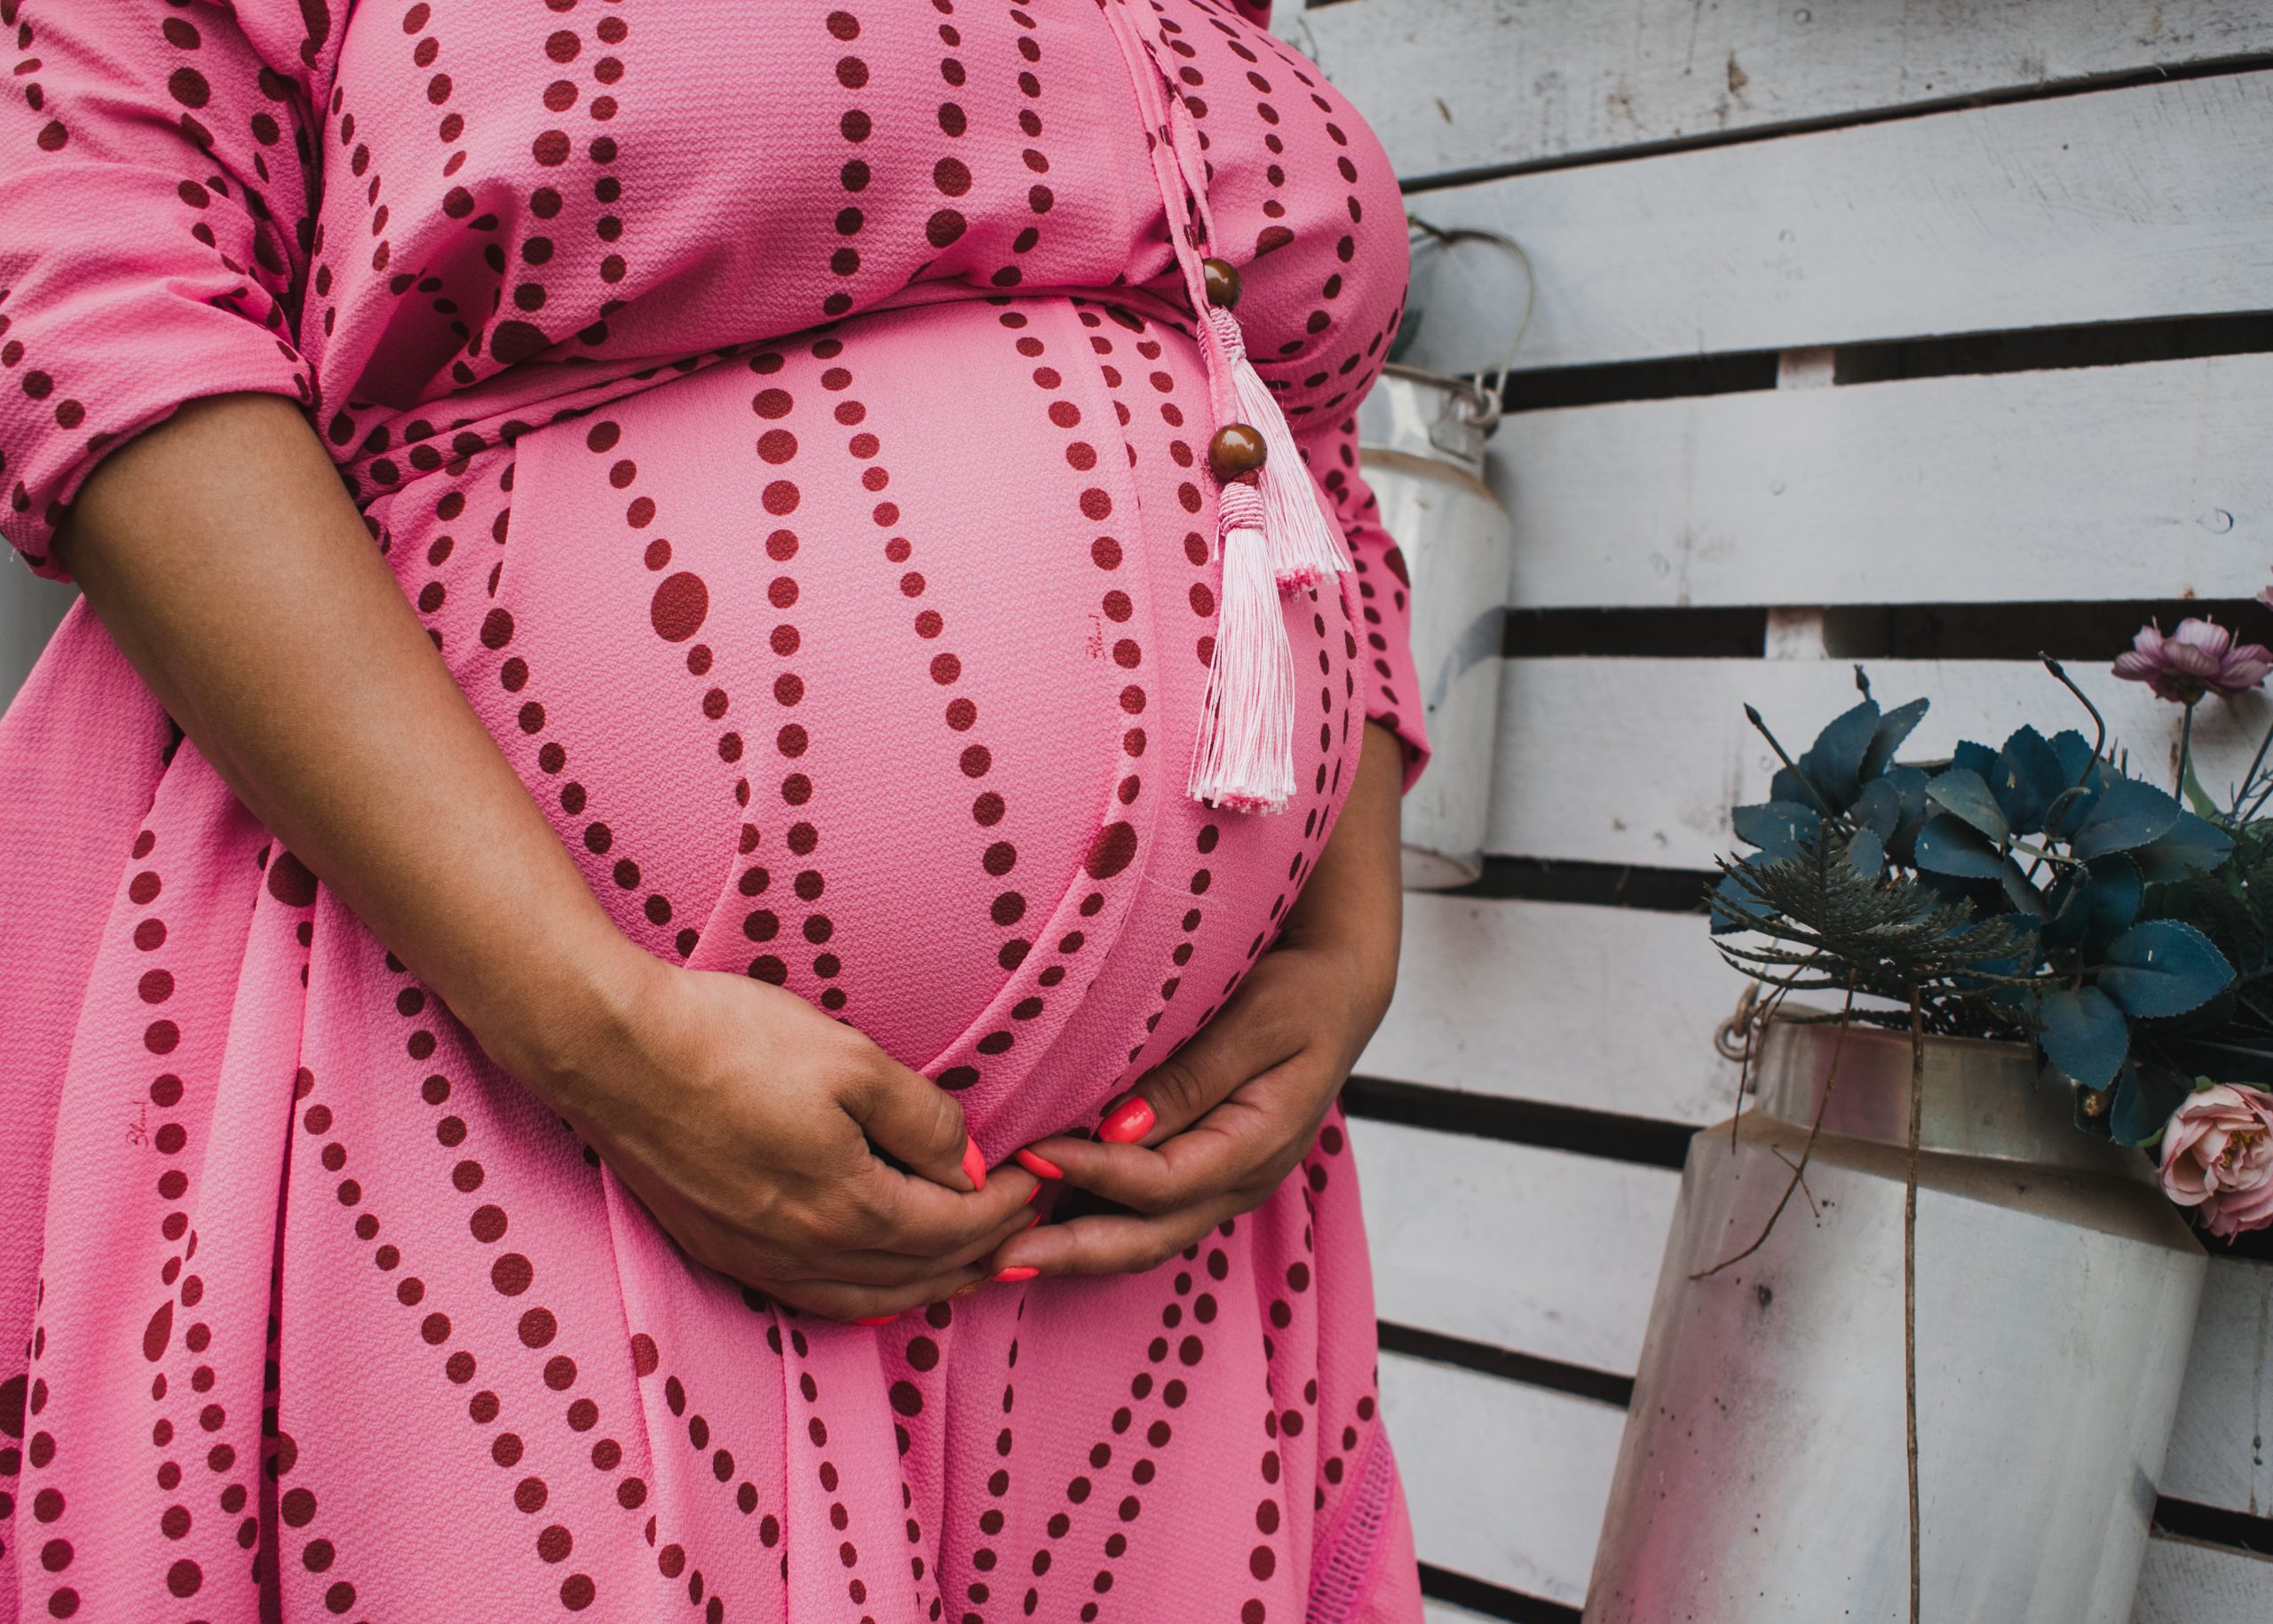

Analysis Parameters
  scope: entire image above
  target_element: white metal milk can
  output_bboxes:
[1357,222,1526,890]
[1586,1016,2206,1623]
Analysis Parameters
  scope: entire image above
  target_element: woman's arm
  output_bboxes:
[986,717,1404,1278]
[58,392,1038,1316]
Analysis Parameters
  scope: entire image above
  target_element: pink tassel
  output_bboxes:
[1205,304,1350,590]
[1187,479,1296,813]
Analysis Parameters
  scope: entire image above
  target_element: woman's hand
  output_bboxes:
[518,945,1041,1320]
[59,392,1023,1321]
[986,721,1406,1279]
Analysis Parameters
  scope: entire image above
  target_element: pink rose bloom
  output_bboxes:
[2160,1084,2273,1238]
[2113,619,2273,704]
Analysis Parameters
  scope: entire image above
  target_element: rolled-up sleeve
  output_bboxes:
[0,0,326,577]
[1304,409,1430,793]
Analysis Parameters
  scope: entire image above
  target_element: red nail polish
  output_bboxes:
[1099,1097,1155,1144]
[961,1137,986,1191]
[1014,1148,1064,1180]
[855,1314,897,1327]
[1024,1183,1041,1206]
[1025,1210,1042,1229]
[993,1265,1039,1283]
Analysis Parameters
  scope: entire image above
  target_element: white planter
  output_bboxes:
[1587,1017,2206,1623]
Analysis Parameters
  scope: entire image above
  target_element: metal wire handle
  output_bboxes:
[1403,216,1534,435]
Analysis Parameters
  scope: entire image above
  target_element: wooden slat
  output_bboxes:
[1380,1351,1623,1607]
[2132,1533,2273,1621]
[1388,72,2273,375]
[1422,1603,1501,1624]
[1495,354,2273,611]
[1279,0,2273,185]
[1488,657,2273,870]
[0,567,74,717]
[2162,1257,2273,1517]
[1368,893,1745,1124]
[1352,1116,1678,1373]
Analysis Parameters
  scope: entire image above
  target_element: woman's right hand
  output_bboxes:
[504,941,1041,1321]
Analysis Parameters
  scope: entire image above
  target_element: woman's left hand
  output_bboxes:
[982,722,1406,1280]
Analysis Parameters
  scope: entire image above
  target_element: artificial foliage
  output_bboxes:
[1710,664,2272,1148]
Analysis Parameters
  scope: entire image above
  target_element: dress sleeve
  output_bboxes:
[0,1,328,578]
[1303,410,1431,794]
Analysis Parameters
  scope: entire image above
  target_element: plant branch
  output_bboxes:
[1691,976,1857,1280]
[1905,985,1924,1624]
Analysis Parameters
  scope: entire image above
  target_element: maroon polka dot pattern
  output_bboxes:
[0,3,1427,1619]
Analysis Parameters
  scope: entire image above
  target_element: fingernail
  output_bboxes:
[962,1137,987,1191]
[1025,1211,1041,1229]
[855,1314,897,1327]
[1014,1148,1064,1180]
[1024,1183,1041,1206]
[993,1266,1040,1283]
[1099,1097,1155,1144]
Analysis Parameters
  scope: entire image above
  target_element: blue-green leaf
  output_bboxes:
[1925,768,2011,844]
[2111,1061,2195,1150]
[2099,919,2236,1018]
[1881,764,1933,863]
[1797,699,1881,809]
[2044,731,2103,835]
[1710,869,1763,936]
[1860,697,1930,783]
[2133,811,2235,883]
[1952,741,2000,782]
[1731,801,1820,861]
[2035,986,2129,1091]
[1992,725,2067,836]
[1913,812,2008,879]
[2071,775,2181,860]
[1852,778,1901,843]
[1846,826,1887,878]
[2080,855,2144,956]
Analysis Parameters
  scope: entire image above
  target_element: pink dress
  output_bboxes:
[0,3,1430,1620]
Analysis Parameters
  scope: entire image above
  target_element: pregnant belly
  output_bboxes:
[403,296,1363,1150]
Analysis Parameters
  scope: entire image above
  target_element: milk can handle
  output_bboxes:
[1405,217,1534,437]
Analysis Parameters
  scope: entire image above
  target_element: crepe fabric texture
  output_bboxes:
[0,1,1431,1620]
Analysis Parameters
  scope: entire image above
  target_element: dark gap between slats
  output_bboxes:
[1418,1562,1584,1624]
[1490,311,2273,416]
[1393,56,2273,194]
[1838,310,2273,384]
[1379,1321,1635,1408]
[1448,856,1717,915]
[1342,1075,1699,1170]
[1501,600,2273,662]
[2150,1496,2273,1558]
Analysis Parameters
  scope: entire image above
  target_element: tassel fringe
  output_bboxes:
[1187,479,1297,813]
[1206,304,1350,590]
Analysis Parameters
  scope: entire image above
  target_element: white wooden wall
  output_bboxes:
[6,7,2273,1619]
[1273,3,2273,1619]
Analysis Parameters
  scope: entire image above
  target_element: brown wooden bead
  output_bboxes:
[1208,422,1267,478]
[1201,256,1241,309]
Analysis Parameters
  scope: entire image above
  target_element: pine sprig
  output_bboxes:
[1714,823,2043,1035]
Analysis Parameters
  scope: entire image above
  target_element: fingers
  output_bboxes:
[838,1040,982,1192]
[1097,979,1305,1145]
[981,1193,1247,1280]
[843,1149,1041,1260]
[1020,1106,1258,1215]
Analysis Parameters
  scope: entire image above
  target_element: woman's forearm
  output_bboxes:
[53,392,634,1087]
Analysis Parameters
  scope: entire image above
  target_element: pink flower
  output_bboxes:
[2160,1084,2273,1239]
[2113,619,2273,704]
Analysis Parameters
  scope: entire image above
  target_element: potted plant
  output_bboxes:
[1585,595,2273,1624]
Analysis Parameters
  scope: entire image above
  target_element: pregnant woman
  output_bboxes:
[0,2,1429,1619]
